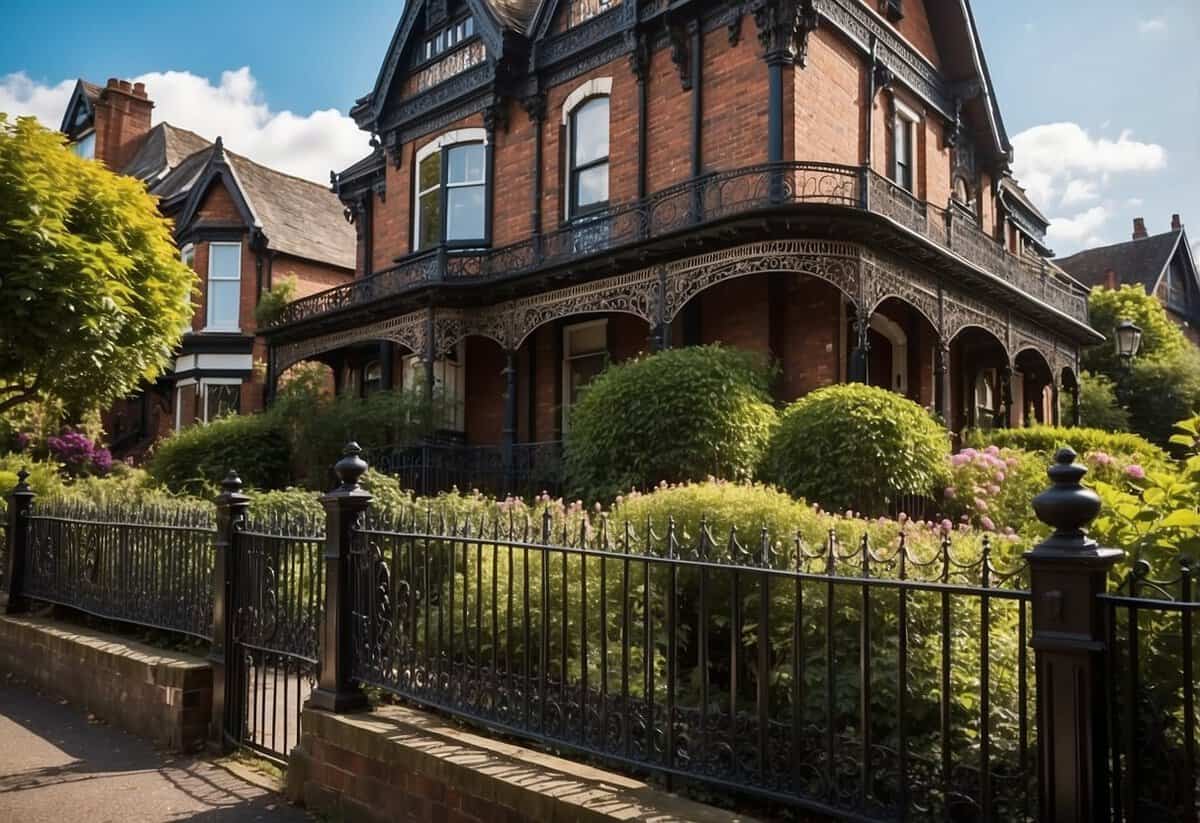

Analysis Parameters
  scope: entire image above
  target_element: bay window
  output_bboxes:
[205,242,242,331]
[414,129,488,251]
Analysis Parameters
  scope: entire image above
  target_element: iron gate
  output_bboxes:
[225,519,324,762]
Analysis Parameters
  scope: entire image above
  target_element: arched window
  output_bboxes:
[363,360,383,396]
[953,176,972,208]
[563,79,612,218]
[414,128,488,251]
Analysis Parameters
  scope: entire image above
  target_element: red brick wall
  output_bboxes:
[273,253,353,299]
[857,0,943,67]
[703,27,769,171]
[92,80,154,173]
[795,28,865,167]
[644,50,693,193]
[464,336,506,445]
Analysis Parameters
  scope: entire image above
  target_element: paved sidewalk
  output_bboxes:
[0,678,311,822]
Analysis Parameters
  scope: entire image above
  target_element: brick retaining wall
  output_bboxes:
[288,704,760,823]
[0,615,212,752]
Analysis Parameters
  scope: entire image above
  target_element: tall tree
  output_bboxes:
[0,115,195,416]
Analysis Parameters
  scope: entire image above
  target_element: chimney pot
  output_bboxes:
[118,79,132,93]
[1133,217,1148,240]
[1172,214,1183,232]
[133,82,147,98]
[106,77,120,89]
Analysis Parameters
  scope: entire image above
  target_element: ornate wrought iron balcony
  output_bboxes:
[266,162,1089,330]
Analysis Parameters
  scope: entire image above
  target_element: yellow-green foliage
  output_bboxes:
[962,425,1169,468]
[0,115,195,417]
[564,345,778,503]
[253,275,298,328]
[764,384,951,513]
[1084,284,1188,374]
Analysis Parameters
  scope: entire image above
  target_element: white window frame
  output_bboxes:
[562,78,613,220]
[561,319,609,431]
[403,343,466,432]
[199,378,242,423]
[892,99,920,194]
[204,242,243,332]
[414,128,488,251]
[72,130,96,160]
[181,243,195,269]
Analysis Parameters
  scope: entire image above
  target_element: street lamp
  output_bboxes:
[1115,318,1143,365]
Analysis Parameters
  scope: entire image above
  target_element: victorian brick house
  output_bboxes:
[260,0,1101,487]
[1057,215,1200,344]
[58,78,356,454]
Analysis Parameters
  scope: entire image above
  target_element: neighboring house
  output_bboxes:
[1056,216,1200,344]
[258,0,1102,485]
[58,78,356,454]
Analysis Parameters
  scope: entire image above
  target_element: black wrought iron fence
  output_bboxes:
[227,512,324,762]
[1103,557,1199,821]
[348,508,1035,819]
[365,440,563,497]
[22,497,216,640]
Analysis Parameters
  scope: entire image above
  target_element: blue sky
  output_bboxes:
[0,0,1195,256]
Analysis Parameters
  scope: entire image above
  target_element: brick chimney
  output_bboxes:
[1132,217,1148,240]
[1104,269,1119,290]
[92,78,154,172]
[1172,214,1184,232]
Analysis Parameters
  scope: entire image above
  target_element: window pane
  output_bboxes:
[418,153,441,194]
[567,354,606,407]
[447,144,485,184]
[573,98,609,165]
[446,185,485,240]
[208,280,240,329]
[575,163,609,209]
[465,16,473,35]
[206,384,240,421]
[418,190,441,249]
[209,243,241,280]
[567,323,606,355]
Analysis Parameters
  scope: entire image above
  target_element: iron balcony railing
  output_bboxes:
[266,162,1090,330]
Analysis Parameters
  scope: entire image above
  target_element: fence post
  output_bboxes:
[309,443,370,712]
[4,469,34,614]
[209,470,249,750]
[1026,448,1123,821]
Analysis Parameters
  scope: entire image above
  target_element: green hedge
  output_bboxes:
[961,425,1169,467]
[764,384,950,512]
[563,345,778,502]
[146,412,291,494]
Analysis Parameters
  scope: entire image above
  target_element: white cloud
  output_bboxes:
[0,72,75,128]
[0,68,369,184]
[1047,206,1110,250]
[1127,197,1145,207]
[1138,17,1168,36]
[1060,179,1100,207]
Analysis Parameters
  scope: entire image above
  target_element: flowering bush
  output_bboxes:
[45,429,112,477]
[943,446,1047,536]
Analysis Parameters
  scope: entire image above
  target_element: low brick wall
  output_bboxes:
[288,704,760,823]
[0,614,212,752]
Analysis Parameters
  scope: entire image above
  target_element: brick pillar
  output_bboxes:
[1026,448,1122,821]
[4,470,34,614]
[309,443,370,713]
[209,471,249,749]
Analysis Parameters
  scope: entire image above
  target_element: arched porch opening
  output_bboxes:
[950,327,1011,433]
[1013,348,1056,427]
[669,271,851,403]
[862,297,940,408]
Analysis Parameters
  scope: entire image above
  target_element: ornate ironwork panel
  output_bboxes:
[274,310,431,379]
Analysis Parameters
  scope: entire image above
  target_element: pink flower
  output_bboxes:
[994,471,1006,483]
[1126,464,1146,480]
[951,453,971,467]
[974,498,989,513]
[987,485,1001,495]
[985,446,1000,456]
[980,516,996,532]
[940,519,953,533]
[944,486,957,499]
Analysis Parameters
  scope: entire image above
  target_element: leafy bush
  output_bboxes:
[146,412,291,494]
[0,455,65,498]
[1078,371,1130,431]
[253,275,297,328]
[1121,352,1200,447]
[961,425,1169,467]
[1083,284,1188,375]
[563,346,778,502]
[763,384,950,513]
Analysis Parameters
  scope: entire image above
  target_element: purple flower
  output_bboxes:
[1125,464,1146,480]
[14,432,31,452]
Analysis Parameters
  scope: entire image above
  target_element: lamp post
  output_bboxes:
[1114,318,1143,367]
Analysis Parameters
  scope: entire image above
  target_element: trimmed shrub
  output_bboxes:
[146,412,291,494]
[1078,371,1130,432]
[763,384,951,513]
[961,425,1169,467]
[1121,352,1200,448]
[563,345,778,502]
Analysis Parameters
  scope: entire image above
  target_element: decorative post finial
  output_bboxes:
[1031,448,1103,553]
[15,468,30,492]
[220,470,243,496]
[334,442,368,490]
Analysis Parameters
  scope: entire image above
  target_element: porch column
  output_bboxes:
[935,340,952,423]
[1070,382,1081,427]
[849,315,870,383]
[650,267,670,351]
[423,313,436,411]
[502,349,517,491]
[998,364,1014,428]
[379,342,394,391]
[1051,381,1062,426]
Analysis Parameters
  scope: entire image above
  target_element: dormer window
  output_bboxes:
[72,131,96,160]
[424,16,474,61]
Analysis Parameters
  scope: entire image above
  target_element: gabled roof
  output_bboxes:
[156,137,356,271]
[122,122,212,184]
[1055,230,1186,295]
[59,79,101,136]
